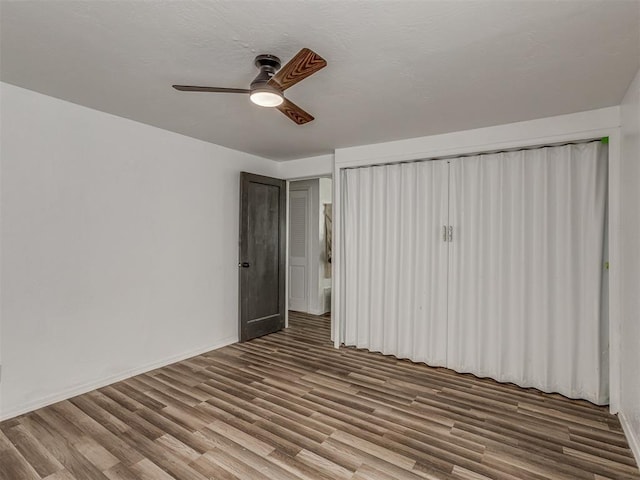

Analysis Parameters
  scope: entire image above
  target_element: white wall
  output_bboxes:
[619,67,640,464]
[0,83,279,420]
[279,154,333,179]
[334,108,621,168]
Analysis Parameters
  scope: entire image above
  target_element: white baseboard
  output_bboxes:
[620,411,640,468]
[0,335,237,422]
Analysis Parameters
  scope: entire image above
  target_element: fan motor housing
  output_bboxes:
[251,54,281,89]
[254,54,281,71]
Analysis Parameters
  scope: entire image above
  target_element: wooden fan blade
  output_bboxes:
[173,85,250,94]
[268,48,327,91]
[277,98,314,125]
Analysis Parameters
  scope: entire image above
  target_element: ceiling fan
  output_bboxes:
[173,48,326,125]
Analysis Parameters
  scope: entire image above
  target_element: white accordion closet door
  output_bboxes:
[341,161,449,366]
[447,142,608,404]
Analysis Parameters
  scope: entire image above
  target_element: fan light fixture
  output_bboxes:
[172,48,326,124]
[250,88,283,107]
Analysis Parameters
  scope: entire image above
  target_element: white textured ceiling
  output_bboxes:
[1,1,639,161]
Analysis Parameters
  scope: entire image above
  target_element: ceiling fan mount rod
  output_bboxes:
[254,54,281,72]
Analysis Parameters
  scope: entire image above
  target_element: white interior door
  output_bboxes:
[289,189,309,312]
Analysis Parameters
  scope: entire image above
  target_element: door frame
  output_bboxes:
[284,175,333,328]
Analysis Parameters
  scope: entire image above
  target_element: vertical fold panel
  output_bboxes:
[341,161,449,364]
[356,167,373,348]
[382,165,401,354]
[342,167,371,347]
[412,161,449,365]
[598,144,610,404]
[448,142,607,404]
[396,163,418,359]
[368,166,387,352]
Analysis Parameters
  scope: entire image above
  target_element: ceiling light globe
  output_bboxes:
[250,89,283,107]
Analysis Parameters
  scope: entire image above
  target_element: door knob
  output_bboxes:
[239,262,250,268]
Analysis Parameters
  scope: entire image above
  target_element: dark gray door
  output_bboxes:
[239,172,286,342]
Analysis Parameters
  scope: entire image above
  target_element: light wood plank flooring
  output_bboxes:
[1,311,638,480]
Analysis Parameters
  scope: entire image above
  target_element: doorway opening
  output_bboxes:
[287,177,333,318]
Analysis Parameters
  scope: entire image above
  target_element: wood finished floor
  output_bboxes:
[1,312,639,480]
